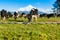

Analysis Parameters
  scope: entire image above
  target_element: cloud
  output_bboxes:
[17,5,53,14]
[38,8,53,13]
[17,5,36,11]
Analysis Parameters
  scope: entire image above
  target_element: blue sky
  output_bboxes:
[0,0,56,11]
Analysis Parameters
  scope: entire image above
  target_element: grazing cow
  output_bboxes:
[7,12,13,18]
[40,14,47,17]
[30,8,38,22]
[21,12,26,21]
[14,12,18,20]
[57,14,60,17]
[27,14,32,22]
[47,13,55,18]
[1,9,7,20]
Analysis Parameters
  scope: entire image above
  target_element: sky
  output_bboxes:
[0,0,56,12]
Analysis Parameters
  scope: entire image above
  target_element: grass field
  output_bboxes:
[0,17,60,22]
[0,23,59,40]
[0,17,60,40]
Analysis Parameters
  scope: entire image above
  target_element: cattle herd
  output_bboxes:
[0,8,60,22]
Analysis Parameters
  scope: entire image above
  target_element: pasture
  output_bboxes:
[0,23,59,40]
[0,17,60,40]
[0,17,60,22]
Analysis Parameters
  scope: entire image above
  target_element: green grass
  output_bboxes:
[0,24,59,40]
[0,17,60,22]
[0,17,60,40]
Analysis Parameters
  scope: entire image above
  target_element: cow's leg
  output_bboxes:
[28,17,31,22]
[32,15,34,22]
[35,16,37,22]
[14,16,17,20]
[3,16,6,20]
[22,16,24,21]
[32,15,37,22]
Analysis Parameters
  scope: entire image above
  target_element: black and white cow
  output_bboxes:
[57,14,60,17]
[1,9,7,20]
[21,12,26,21]
[14,12,18,20]
[40,14,47,17]
[47,13,55,18]
[27,13,32,22]
[30,8,38,22]
[7,12,13,18]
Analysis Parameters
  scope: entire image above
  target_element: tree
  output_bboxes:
[53,0,60,14]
